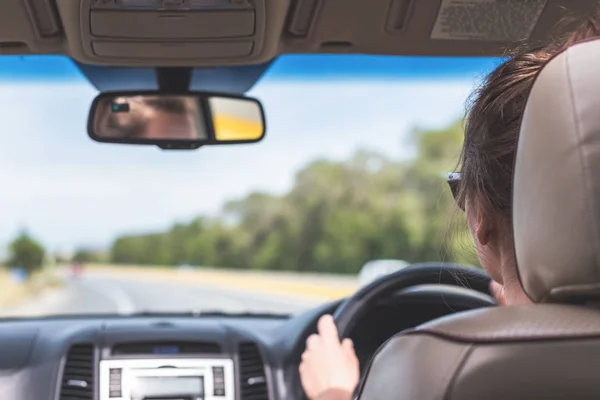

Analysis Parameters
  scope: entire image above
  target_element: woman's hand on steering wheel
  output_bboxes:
[299,264,495,400]
[299,315,360,400]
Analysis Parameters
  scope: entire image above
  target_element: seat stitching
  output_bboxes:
[406,328,600,344]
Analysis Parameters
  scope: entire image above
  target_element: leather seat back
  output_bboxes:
[359,305,600,400]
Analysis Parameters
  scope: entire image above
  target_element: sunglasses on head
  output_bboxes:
[446,172,464,211]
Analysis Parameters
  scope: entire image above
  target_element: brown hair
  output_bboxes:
[455,11,600,224]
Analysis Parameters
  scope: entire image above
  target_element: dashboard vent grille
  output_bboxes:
[238,342,268,400]
[112,341,221,355]
[59,343,94,400]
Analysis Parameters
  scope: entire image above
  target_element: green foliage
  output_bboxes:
[110,120,478,272]
[7,231,45,273]
[72,248,105,264]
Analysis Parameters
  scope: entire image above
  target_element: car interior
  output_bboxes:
[2,1,600,400]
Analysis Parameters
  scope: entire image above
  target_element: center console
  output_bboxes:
[99,358,234,400]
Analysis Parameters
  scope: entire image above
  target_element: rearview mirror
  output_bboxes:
[88,91,266,150]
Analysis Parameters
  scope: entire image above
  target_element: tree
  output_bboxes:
[7,231,45,274]
[72,248,105,264]
[106,119,478,272]
[403,121,476,264]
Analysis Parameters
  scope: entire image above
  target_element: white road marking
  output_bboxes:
[78,278,136,314]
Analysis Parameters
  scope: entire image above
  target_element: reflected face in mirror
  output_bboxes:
[95,95,207,140]
[209,97,264,141]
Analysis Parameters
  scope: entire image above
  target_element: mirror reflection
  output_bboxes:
[209,97,264,141]
[94,95,207,141]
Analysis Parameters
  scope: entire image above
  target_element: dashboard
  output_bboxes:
[0,285,493,400]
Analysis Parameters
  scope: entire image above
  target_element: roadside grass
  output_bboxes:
[0,266,64,309]
[0,269,30,308]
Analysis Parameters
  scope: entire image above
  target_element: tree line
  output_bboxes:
[109,120,477,274]
[1,120,476,275]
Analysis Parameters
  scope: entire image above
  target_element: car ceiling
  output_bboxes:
[0,0,598,93]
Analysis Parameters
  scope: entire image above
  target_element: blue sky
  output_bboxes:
[0,55,500,254]
[0,54,502,81]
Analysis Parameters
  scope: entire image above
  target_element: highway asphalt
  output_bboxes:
[0,272,331,318]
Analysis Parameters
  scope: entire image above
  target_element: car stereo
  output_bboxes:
[99,358,234,400]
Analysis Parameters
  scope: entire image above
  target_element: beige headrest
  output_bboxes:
[514,38,600,303]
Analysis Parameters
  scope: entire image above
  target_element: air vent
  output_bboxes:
[59,344,94,400]
[112,341,221,355]
[238,342,268,400]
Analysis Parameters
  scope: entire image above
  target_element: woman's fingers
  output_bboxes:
[341,338,355,360]
[299,317,360,400]
[306,333,320,350]
[317,314,339,344]
[301,349,310,361]
[341,338,353,351]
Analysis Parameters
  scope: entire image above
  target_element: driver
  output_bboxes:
[299,11,600,400]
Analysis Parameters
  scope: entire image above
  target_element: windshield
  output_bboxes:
[0,55,501,317]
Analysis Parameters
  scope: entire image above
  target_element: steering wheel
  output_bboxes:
[297,263,492,400]
[333,262,493,339]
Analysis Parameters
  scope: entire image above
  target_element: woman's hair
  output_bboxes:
[455,11,600,223]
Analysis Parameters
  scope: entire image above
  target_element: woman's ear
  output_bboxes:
[469,193,498,248]
[475,215,491,246]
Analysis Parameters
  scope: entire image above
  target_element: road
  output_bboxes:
[0,270,350,318]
